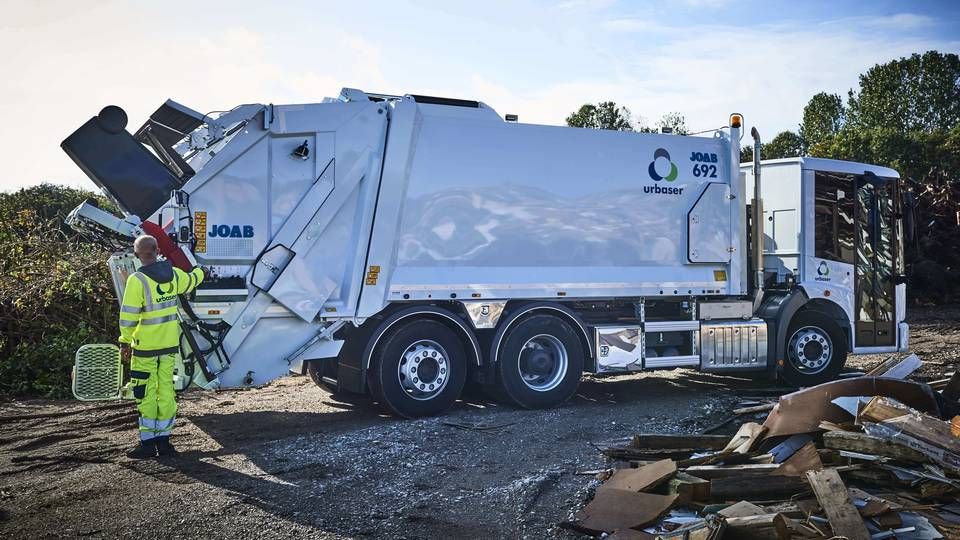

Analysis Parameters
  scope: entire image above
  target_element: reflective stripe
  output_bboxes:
[121,305,142,314]
[155,417,176,433]
[132,346,179,356]
[134,273,153,309]
[139,431,157,441]
[139,417,157,431]
[140,314,178,325]
[119,320,138,328]
[152,299,178,310]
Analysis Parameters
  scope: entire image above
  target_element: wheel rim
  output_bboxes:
[518,334,568,392]
[397,339,450,401]
[787,326,833,374]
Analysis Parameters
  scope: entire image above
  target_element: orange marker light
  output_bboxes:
[729,114,743,128]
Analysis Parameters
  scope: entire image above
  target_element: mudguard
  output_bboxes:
[755,288,809,377]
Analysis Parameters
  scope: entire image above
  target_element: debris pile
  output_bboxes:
[565,355,960,539]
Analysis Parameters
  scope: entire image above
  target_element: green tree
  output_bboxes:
[805,51,960,304]
[656,112,688,135]
[809,126,960,303]
[763,131,804,160]
[846,50,960,132]
[800,92,845,149]
[565,101,635,131]
[0,184,117,397]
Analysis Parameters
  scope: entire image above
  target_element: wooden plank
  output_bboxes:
[929,377,951,390]
[857,396,913,424]
[631,434,730,450]
[573,489,677,534]
[775,442,823,477]
[722,422,767,454]
[817,420,853,432]
[804,468,870,540]
[685,464,781,478]
[601,459,676,493]
[846,487,902,511]
[822,429,928,463]
[668,472,710,504]
[732,402,776,415]
[718,501,766,518]
[676,450,737,468]
[866,356,899,376]
[772,514,826,539]
[722,514,780,540]
[709,474,808,501]
[865,413,960,471]
[601,448,694,461]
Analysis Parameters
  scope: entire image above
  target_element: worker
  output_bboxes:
[119,235,204,459]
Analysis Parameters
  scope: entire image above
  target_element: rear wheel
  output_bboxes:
[368,319,468,418]
[495,314,584,409]
[780,311,848,387]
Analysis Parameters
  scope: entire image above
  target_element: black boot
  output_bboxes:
[126,440,157,459]
[155,436,178,457]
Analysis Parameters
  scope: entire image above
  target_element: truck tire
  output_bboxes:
[780,311,848,387]
[496,314,584,409]
[368,319,468,418]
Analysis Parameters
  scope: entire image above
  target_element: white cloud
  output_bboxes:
[0,2,386,191]
[854,13,936,29]
[464,18,958,141]
[555,0,617,11]
[682,0,729,7]
[603,18,659,33]
[0,2,956,192]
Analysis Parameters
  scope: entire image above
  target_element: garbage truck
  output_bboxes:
[61,88,911,417]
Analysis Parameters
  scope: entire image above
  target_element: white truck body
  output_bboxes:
[62,88,909,416]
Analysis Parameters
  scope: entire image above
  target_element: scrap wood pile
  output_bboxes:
[564,355,960,539]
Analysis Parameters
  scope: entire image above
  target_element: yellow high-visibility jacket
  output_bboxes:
[119,261,204,357]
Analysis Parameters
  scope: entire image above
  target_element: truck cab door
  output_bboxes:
[853,174,897,347]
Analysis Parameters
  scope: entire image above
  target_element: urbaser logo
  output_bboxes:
[648,148,678,182]
[645,148,684,195]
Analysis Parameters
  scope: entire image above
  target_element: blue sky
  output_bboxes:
[1,0,958,190]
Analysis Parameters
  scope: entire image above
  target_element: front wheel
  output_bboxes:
[780,311,848,387]
[368,319,468,418]
[495,314,584,409]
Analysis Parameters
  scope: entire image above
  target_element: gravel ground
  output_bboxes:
[1,307,957,539]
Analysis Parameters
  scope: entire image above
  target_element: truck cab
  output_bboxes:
[744,158,909,372]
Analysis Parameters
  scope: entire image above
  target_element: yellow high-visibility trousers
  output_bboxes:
[129,353,177,441]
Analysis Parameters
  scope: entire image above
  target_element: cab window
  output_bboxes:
[814,171,855,264]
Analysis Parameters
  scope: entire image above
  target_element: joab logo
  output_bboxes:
[648,148,679,182]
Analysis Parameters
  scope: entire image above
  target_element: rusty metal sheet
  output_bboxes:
[573,489,677,534]
[762,378,942,438]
